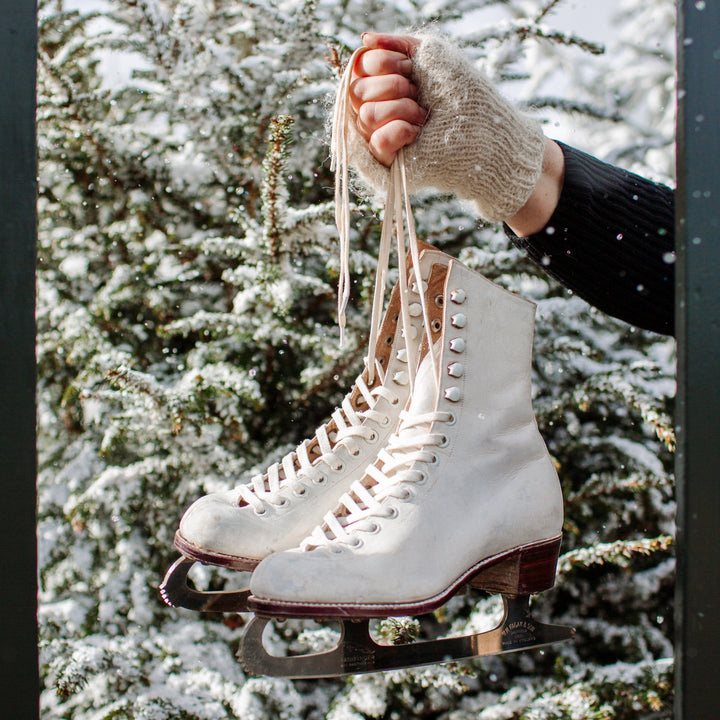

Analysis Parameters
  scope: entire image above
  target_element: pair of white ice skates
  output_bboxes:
[160,237,573,677]
[160,49,573,677]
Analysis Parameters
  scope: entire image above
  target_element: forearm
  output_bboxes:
[507,142,675,336]
[506,138,564,237]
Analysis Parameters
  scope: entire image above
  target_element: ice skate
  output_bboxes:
[240,255,574,677]
[160,245,452,612]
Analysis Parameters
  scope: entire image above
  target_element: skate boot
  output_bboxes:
[242,256,573,677]
[160,246,452,612]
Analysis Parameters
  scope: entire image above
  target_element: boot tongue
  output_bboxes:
[402,344,440,422]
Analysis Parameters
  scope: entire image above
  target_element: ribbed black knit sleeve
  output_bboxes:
[506,142,675,336]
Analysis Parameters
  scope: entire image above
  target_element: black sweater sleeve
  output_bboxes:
[506,142,675,336]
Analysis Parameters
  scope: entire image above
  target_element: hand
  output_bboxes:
[344,31,551,224]
[349,33,427,166]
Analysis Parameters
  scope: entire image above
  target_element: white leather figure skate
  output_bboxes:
[241,255,574,677]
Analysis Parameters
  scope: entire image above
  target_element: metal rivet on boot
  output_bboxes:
[444,387,462,402]
[449,338,466,353]
[450,289,466,304]
[393,371,409,386]
[409,303,422,317]
[396,348,408,362]
[447,362,465,378]
[451,313,467,329]
[402,326,418,340]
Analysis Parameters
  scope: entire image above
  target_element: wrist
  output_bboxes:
[506,139,564,236]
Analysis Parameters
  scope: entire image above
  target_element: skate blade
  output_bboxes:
[239,594,574,678]
[159,556,250,613]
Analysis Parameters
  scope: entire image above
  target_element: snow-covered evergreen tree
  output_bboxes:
[37,0,676,717]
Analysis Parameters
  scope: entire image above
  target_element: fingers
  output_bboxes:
[368,119,422,167]
[350,73,417,109]
[346,34,426,166]
[353,48,413,79]
[356,97,427,135]
[360,33,420,57]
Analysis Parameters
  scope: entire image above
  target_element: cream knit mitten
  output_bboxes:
[347,31,546,222]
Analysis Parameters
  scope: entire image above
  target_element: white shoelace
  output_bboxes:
[301,406,454,550]
[291,47,447,546]
[238,375,400,513]
[240,46,440,515]
[331,47,437,389]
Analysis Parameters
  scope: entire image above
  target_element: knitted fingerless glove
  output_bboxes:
[346,31,546,222]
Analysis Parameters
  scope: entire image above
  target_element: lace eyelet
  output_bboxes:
[385,334,394,345]
[428,453,439,465]
[445,412,457,426]
[434,294,444,307]
[314,474,328,485]
[254,506,267,516]
[398,487,413,501]
[328,544,343,554]
[348,536,363,548]
[332,462,345,473]
[366,522,380,534]
[379,415,390,427]
[368,430,379,443]
[293,486,307,497]
[431,318,442,333]
[438,435,450,448]
[384,506,399,519]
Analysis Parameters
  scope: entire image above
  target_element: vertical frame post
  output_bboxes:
[0,0,40,718]
[675,2,720,718]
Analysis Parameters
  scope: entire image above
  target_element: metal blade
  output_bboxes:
[159,556,250,613]
[239,595,574,679]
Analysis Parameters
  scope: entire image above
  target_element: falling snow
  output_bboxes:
[38,0,676,718]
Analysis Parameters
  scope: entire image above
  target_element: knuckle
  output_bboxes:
[391,74,411,98]
[371,126,396,156]
[357,102,376,129]
[349,77,366,104]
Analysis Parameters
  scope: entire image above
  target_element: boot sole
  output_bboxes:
[249,535,563,618]
[174,530,260,571]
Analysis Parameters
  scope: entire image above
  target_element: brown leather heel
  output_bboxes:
[468,535,562,595]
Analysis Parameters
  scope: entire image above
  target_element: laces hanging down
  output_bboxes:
[288,48,448,552]
[331,49,437,390]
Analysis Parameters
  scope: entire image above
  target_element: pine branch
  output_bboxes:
[261,115,295,260]
[527,96,624,122]
[470,21,605,56]
[566,470,674,507]
[557,535,674,577]
[534,0,564,25]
